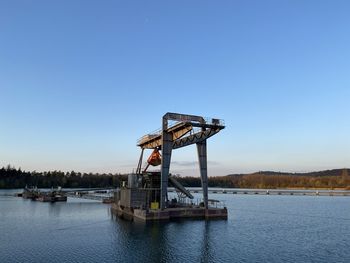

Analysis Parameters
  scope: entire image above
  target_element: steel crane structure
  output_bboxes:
[136,112,225,210]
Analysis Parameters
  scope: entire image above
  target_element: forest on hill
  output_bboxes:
[1,165,349,189]
[178,169,350,189]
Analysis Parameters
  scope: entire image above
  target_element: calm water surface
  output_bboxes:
[1,190,349,263]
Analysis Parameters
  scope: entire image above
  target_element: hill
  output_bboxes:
[223,169,350,189]
[227,168,350,178]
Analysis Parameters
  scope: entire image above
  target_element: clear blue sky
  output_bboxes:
[1,1,349,176]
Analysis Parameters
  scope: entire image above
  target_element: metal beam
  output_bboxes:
[197,140,208,209]
[140,127,223,150]
[136,148,144,174]
[160,118,172,209]
[163,112,205,124]
[138,125,192,149]
[173,128,221,149]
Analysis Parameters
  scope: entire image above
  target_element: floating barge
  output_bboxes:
[111,172,227,221]
[111,113,228,222]
[36,194,67,202]
[112,205,227,221]
[21,187,67,202]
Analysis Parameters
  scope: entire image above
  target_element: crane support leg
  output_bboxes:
[197,140,208,209]
[161,123,173,209]
[136,148,144,174]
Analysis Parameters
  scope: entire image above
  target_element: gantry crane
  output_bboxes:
[136,112,225,210]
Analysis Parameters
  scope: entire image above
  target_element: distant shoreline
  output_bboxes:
[1,187,349,191]
[1,166,349,190]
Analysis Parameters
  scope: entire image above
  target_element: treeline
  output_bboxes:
[172,169,350,190]
[225,169,350,189]
[1,165,349,189]
[0,165,126,189]
[225,173,350,189]
[174,176,236,188]
[177,175,350,190]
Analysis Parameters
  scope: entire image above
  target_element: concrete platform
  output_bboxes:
[111,204,228,222]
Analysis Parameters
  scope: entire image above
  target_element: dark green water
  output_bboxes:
[1,190,349,262]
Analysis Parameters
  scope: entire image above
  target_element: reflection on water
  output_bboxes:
[1,190,350,263]
[200,221,213,263]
